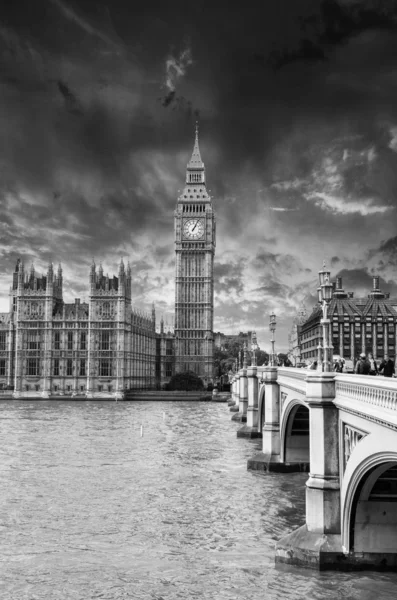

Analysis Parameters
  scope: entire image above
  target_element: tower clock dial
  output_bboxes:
[183,218,204,240]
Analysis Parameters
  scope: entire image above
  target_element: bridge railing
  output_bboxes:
[334,373,397,426]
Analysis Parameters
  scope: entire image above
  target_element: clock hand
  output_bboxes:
[191,221,198,232]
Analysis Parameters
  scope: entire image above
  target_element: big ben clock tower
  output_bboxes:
[174,125,215,384]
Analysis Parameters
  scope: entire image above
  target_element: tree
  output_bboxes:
[166,371,204,391]
[255,350,269,366]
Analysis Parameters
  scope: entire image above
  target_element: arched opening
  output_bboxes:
[349,462,397,554]
[284,404,310,464]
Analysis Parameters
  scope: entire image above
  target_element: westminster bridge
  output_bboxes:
[229,365,397,571]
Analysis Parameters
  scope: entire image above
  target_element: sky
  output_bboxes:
[1,0,397,352]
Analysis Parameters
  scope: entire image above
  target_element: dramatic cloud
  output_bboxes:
[0,0,397,351]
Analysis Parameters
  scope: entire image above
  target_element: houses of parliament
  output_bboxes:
[0,129,215,398]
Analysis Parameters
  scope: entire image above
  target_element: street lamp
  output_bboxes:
[317,261,334,372]
[251,331,258,366]
[269,312,277,366]
[243,341,248,369]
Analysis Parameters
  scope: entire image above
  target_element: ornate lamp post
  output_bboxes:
[243,341,248,369]
[239,348,243,370]
[317,261,334,372]
[269,312,277,366]
[251,331,258,366]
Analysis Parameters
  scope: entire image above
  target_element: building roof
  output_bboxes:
[301,276,397,332]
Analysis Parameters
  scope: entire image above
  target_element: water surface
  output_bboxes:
[0,400,396,599]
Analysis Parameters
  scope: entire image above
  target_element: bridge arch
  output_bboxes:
[343,447,397,555]
[280,399,310,465]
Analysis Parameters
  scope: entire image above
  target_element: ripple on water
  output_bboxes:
[0,399,396,600]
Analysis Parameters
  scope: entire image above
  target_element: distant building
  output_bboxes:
[155,317,175,389]
[288,304,307,365]
[299,276,397,364]
[214,331,253,351]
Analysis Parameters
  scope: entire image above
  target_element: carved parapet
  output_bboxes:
[343,424,367,468]
[335,375,397,411]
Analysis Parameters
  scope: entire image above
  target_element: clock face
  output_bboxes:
[183,219,205,240]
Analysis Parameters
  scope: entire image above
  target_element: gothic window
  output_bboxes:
[80,332,86,350]
[67,332,73,350]
[103,302,110,318]
[28,331,40,350]
[0,359,6,376]
[0,331,6,351]
[66,359,73,376]
[53,359,59,376]
[79,359,86,377]
[166,363,172,377]
[54,332,60,350]
[27,358,39,376]
[99,359,112,377]
[100,331,110,350]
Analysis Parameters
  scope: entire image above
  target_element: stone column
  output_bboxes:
[228,376,236,406]
[232,367,247,422]
[361,322,365,354]
[247,366,281,470]
[230,372,239,413]
[237,365,260,438]
[275,371,342,569]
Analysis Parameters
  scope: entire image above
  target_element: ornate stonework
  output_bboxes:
[343,423,367,468]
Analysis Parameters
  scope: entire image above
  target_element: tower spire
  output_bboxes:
[187,121,204,170]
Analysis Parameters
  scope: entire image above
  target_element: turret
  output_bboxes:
[57,263,63,293]
[47,261,54,285]
[118,258,125,277]
[333,276,347,298]
[90,259,96,286]
[151,302,156,331]
[369,274,385,298]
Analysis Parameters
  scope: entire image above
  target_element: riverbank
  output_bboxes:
[0,391,231,402]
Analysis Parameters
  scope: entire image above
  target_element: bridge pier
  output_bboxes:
[229,373,239,412]
[232,368,247,422]
[237,365,261,438]
[275,372,344,569]
[248,366,297,471]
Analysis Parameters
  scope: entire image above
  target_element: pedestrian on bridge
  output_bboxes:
[378,354,395,378]
[355,353,370,375]
[368,353,378,376]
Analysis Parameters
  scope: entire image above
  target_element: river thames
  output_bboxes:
[0,400,396,599]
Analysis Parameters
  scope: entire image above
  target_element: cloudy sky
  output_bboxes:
[1,0,397,351]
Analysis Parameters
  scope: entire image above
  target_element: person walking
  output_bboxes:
[367,353,378,376]
[355,353,370,375]
[378,354,395,378]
